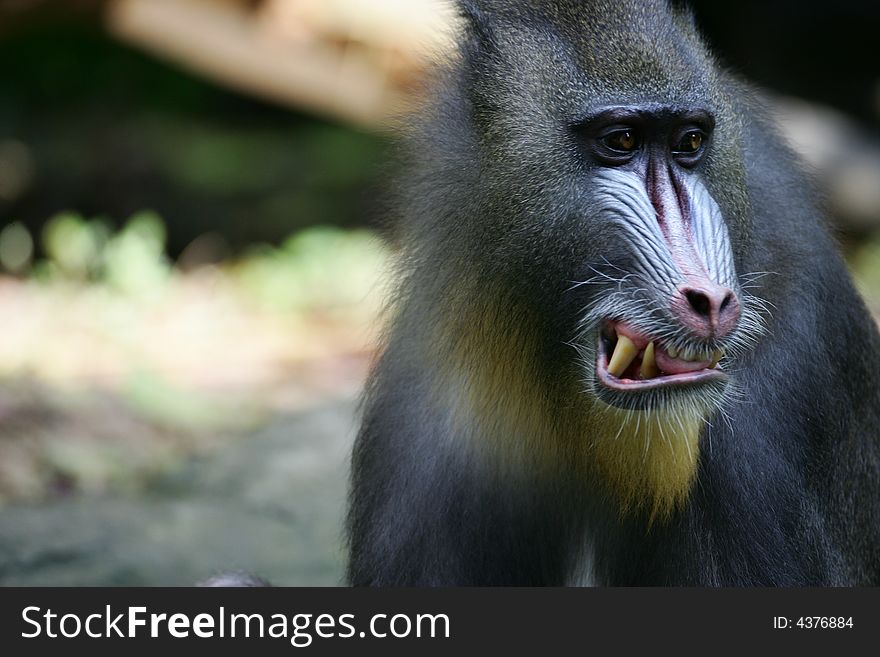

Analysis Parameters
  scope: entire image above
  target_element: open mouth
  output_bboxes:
[596,321,727,392]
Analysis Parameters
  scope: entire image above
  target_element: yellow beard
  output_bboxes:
[434,302,707,522]
[587,404,703,521]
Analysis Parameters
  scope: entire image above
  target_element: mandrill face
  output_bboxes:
[569,105,768,415]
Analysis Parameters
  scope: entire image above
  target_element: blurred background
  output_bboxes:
[0,0,877,585]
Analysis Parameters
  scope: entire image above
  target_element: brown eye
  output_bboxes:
[675,130,704,154]
[601,129,639,153]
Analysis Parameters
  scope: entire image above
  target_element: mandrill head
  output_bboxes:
[412,0,772,519]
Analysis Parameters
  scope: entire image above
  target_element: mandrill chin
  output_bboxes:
[346,0,880,586]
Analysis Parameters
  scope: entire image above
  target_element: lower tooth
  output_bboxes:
[667,346,679,359]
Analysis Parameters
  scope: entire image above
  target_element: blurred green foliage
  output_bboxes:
[235,228,389,316]
[0,221,33,273]
[102,212,170,295]
[11,209,390,316]
[38,210,171,296]
[41,212,110,280]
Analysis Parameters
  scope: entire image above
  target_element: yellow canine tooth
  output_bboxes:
[640,341,659,379]
[608,335,638,377]
[709,350,723,368]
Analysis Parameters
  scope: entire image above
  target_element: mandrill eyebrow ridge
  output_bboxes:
[572,104,715,130]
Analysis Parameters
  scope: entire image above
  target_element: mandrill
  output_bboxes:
[346,0,880,585]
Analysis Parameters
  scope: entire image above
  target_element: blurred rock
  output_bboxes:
[0,401,357,585]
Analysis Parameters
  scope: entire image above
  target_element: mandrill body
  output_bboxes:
[346,0,880,585]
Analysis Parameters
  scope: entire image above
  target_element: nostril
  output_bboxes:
[685,289,712,317]
[720,292,733,313]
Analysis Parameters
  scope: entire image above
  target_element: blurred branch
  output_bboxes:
[105,0,455,129]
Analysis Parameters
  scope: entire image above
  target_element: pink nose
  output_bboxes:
[672,282,740,338]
